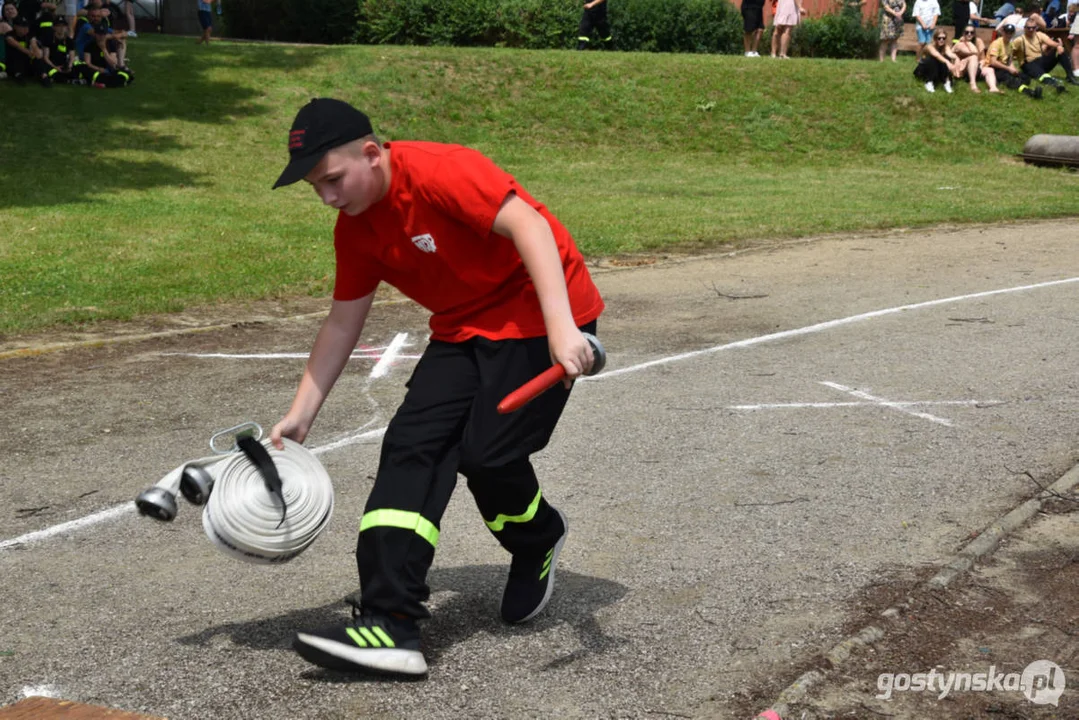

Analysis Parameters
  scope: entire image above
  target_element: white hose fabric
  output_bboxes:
[149,438,334,564]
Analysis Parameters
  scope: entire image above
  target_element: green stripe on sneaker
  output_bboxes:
[358,627,381,647]
[346,627,368,647]
[372,626,395,647]
[539,549,554,580]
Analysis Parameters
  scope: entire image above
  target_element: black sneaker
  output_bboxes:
[293,606,427,676]
[500,508,568,624]
[1068,75,1079,86]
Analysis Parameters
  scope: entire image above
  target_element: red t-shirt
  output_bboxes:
[332,141,604,342]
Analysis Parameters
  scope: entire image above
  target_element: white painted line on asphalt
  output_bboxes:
[820,381,955,426]
[310,427,387,456]
[728,400,989,410]
[3,276,1077,552]
[0,505,132,552]
[370,332,408,378]
[19,684,60,699]
[591,276,1079,380]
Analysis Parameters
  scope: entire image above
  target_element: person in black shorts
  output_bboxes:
[576,0,612,50]
[742,0,765,56]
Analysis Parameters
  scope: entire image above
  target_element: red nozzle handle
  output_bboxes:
[497,364,567,414]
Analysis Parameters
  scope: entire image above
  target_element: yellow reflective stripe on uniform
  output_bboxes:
[484,489,542,532]
[359,509,439,548]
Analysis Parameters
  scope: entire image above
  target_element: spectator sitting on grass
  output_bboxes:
[85,0,127,66]
[38,19,85,83]
[29,2,58,57]
[74,1,99,54]
[81,15,130,85]
[913,0,941,61]
[1,1,17,33]
[986,22,1043,93]
[0,2,16,77]
[954,24,1002,90]
[5,14,52,84]
[1011,18,1078,87]
[914,28,959,91]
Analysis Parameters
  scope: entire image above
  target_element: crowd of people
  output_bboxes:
[5,0,1076,97]
[1,0,133,87]
[909,0,1078,94]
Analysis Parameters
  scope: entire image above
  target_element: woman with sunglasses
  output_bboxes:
[914,30,961,91]
[954,25,1002,91]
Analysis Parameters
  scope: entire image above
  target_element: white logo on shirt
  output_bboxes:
[411,234,437,253]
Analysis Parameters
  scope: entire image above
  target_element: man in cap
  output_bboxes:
[269,98,605,677]
[986,22,1044,94]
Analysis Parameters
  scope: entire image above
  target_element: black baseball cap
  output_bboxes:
[12,14,28,26]
[1002,22,1016,31]
[272,98,374,189]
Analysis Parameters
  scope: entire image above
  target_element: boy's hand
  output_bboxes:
[549,326,594,389]
[270,412,312,450]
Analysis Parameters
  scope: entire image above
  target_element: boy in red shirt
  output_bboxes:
[270,98,604,677]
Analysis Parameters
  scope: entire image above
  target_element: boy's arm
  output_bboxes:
[492,194,594,384]
[270,293,374,449]
[7,35,33,55]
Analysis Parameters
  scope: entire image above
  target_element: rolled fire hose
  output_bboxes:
[136,433,334,565]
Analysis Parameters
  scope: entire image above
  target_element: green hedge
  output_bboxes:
[221,0,872,57]
[356,0,744,50]
[356,0,580,47]
[607,0,743,53]
[789,4,880,57]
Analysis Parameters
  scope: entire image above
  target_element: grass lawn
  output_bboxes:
[1,35,1077,335]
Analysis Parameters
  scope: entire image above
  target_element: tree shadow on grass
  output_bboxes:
[0,35,334,209]
[176,565,629,680]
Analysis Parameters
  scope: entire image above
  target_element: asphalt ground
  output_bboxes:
[1,220,1077,719]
